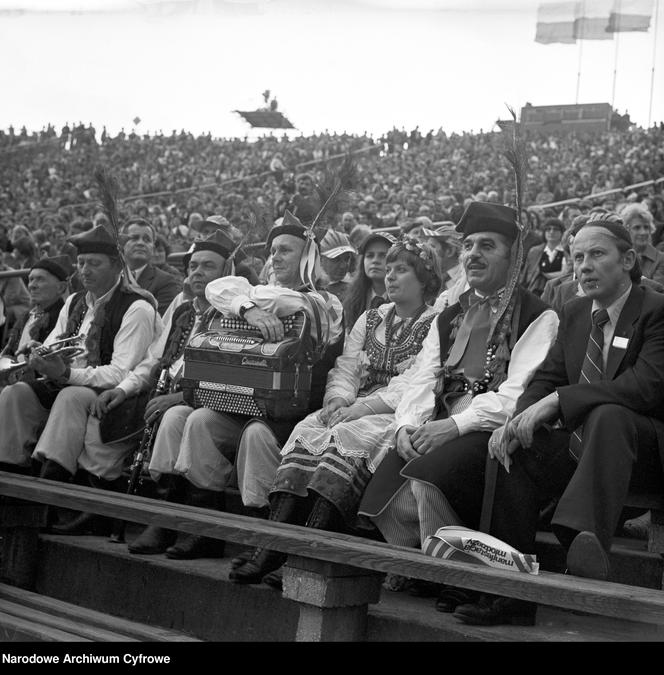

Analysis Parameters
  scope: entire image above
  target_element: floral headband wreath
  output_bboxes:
[388,235,436,273]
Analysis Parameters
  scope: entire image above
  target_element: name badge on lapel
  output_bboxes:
[612,336,629,350]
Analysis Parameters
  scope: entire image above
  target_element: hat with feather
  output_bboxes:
[266,153,358,290]
[183,229,246,277]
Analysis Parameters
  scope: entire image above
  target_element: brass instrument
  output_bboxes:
[0,335,86,386]
[109,368,170,544]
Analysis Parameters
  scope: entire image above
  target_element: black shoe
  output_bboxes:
[128,525,177,555]
[50,512,111,536]
[230,548,255,570]
[435,585,480,613]
[229,547,287,584]
[566,531,611,581]
[453,594,537,626]
[165,534,225,560]
[262,569,283,591]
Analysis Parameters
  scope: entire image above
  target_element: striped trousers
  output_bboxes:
[372,480,463,549]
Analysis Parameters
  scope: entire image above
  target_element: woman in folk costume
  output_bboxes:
[230,236,442,584]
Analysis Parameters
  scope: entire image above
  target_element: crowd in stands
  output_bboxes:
[0,120,664,628]
[1,122,663,258]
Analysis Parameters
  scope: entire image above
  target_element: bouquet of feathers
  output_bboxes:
[93,167,159,312]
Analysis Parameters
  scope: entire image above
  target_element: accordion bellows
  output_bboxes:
[423,526,539,575]
[181,311,315,420]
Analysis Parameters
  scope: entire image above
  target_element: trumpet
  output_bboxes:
[0,335,86,386]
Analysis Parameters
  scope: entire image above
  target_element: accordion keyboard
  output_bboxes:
[193,388,263,417]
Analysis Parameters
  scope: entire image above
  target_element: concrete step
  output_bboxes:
[31,533,664,642]
[535,531,664,589]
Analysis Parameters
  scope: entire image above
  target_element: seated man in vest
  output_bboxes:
[120,217,181,315]
[128,211,344,561]
[357,202,559,604]
[91,231,248,549]
[0,225,158,504]
[448,217,664,626]
[0,256,71,376]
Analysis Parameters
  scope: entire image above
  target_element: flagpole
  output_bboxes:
[576,37,584,103]
[611,0,621,108]
[649,0,660,127]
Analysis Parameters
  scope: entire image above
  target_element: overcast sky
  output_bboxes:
[0,0,661,138]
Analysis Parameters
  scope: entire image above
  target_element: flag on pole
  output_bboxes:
[574,0,615,39]
[608,0,654,31]
[535,1,578,42]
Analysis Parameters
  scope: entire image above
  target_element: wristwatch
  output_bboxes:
[239,300,256,318]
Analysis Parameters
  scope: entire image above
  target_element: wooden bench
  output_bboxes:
[0,583,202,642]
[1,471,664,642]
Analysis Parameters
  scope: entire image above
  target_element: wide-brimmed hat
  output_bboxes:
[358,231,398,255]
[421,221,462,241]
[320,229,356,259]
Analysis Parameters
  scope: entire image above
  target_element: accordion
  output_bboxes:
[181,310,315,420]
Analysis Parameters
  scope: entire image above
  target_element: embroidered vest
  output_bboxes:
[362,307,435,395]
[66,287,144,365]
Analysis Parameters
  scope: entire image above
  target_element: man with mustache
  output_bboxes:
[0,225,158,495]
[449,217,664,625]
[358,202,559,610]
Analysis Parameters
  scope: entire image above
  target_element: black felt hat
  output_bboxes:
[455,202,519,242]
[69,224,119,257]
[31,255,72,281]
[182,229,245,270]
[265,210,318,252]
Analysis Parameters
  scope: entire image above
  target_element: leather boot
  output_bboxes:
[229,492,306,584]
[165,485,226,560]
[40,459,73,483]
[128,475,187,555]
[305,495,345,533]
[50,471,118,536]
[39,460,74,532]
[231,506,270,569]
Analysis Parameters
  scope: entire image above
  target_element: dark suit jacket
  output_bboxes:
[639,244,664,287]
[520,243,565,297]
[516,283,664,470]
[137,264,181,316]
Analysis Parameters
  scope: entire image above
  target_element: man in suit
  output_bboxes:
[451,217,664,626]
[121,218,180,315]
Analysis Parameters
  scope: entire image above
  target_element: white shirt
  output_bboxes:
[543,245,564,264]
[45,278,158,390]
[433,266,469,312]
[394,305,560,434]
[116,297,205,397]
[591,283,632,370]
[205,276,344,346]
[16,307,42,355]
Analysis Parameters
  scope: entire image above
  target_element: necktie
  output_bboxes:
[569,308,610,461]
